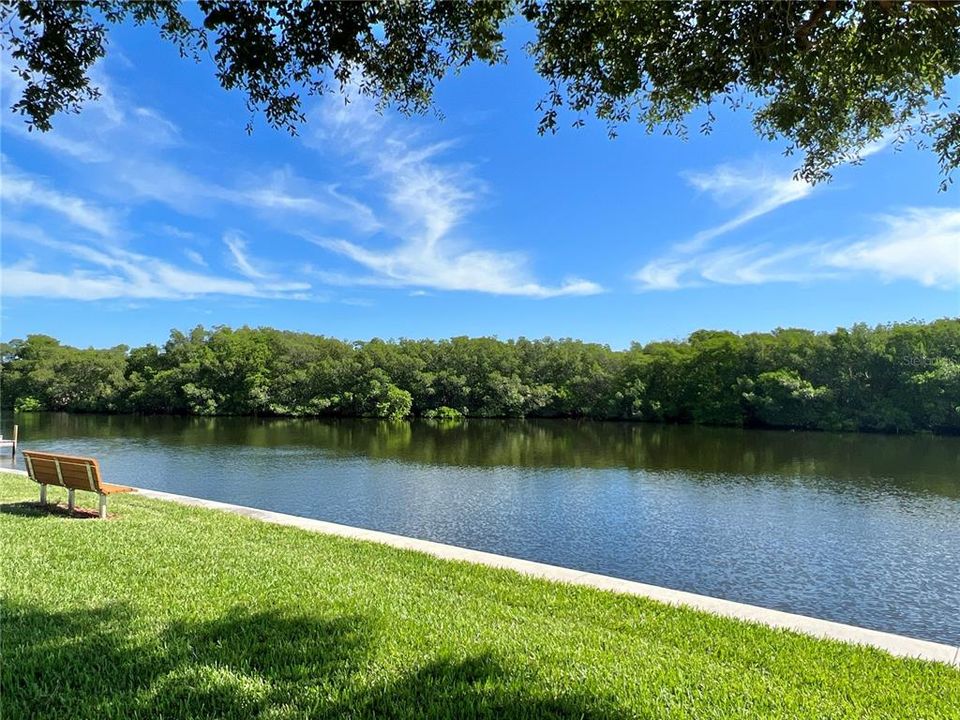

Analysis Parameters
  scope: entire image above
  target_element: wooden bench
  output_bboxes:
[22,451,132,519]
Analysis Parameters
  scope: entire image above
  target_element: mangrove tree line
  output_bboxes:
[1,319,958,434]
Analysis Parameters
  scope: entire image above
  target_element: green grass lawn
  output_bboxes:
[2,472,957,719]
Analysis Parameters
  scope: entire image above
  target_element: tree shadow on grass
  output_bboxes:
[330,653,638,720]
[2,600,636,719]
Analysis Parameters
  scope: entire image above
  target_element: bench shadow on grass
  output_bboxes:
[0,500,103,519]
[2,600,633,719]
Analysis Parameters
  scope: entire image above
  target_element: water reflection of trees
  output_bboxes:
[14,413,960,496]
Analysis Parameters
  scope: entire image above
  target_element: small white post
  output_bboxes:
[67,489,75,512]
[98,494,107,520]
[39,484,47,505]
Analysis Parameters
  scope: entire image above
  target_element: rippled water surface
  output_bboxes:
[3,413,958,644]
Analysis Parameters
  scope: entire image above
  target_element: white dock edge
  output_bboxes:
[128,487,960,668]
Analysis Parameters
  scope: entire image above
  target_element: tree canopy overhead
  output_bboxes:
[2,1,960,186]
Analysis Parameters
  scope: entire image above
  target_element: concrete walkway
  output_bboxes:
[124,485,960,668]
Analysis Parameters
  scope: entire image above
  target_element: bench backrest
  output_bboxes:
[23,451,105,493]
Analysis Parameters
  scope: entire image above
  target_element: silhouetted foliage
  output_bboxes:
[3,1,960,186]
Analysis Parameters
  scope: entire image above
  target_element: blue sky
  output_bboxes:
[1,21,958,350]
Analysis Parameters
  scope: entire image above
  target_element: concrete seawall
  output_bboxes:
[133,485,960,667]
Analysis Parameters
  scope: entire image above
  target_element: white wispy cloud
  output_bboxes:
[223,232,269,279]
[0,163,116,237]
[632,160,817,290]
[310,236,602,298]
[4,62,598,300]
[0,226,311,301]
[676,139,892,254]
[677,164,814,253]
[2,64,378,235]
[305,96,603,298]
[94,152,379,234]
[824,208,960,287]
[631,148,946,292]
[0,63,378,307]
[1,65,176,162]
[634,207,960,290]
[184,249,207,266]
[236,169,381,233]
[132,106,181,145]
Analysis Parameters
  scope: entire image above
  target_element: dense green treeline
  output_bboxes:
[2,319,959,434]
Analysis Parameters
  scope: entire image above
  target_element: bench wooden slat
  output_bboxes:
[45,463,94,481]
[24,457,98,490]
[100,482,134,494]
[22,451,131,497]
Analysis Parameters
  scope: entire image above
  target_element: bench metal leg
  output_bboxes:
[99,494,107,520]
[39,484,47,505]
[67,489,76,512]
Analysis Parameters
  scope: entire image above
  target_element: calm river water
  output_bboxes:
[3,413,958,645]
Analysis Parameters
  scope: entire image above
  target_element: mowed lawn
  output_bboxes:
[1,473,957,720]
